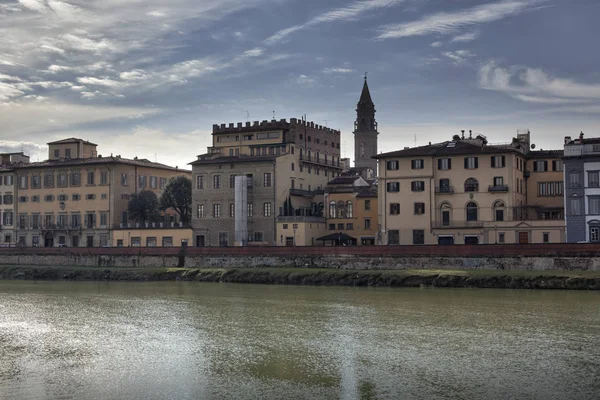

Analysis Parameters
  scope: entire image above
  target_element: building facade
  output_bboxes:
[191,118,342,246]
[563,133,600,243]
[376,131,565,245]
[13,138,190,247]
[0,153,30,246]
[353,77,378,176]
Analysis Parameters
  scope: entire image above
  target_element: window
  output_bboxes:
[44,194,53,202]
[138,175,146,188]
[150,176,157,189]
[229,174,236,189]
[346,201,353,218]
[464,178,479,192]
[411,159,424,169]
[4,175,13,186]
[254,232,264,242]
[329,224,335,230]
[19,196,27,203]
[591,227,600,243]
[346,223,353,230]
[466,202,478,221]
[197,204,205,218]
[246,174,253,187]
[386,182,400,192]
[146,237,157,247]
[87,171,95,185]
[162,237,173,247]
[588,171,599,188]
[213,175,221,189]
[131,237,141,247]
[552,160,563,172]
[19,214,27,229]
[44,174,54,188]
[121,173,128,186]
[364,200,371,211]
[54,149,59,158]
[464,157,478,169]
[230,203,235,218]
[364,218,371,230]
[498,233,505,244]
[263,173,272,187]
[19,176,27,189]
[100,171,108,185]
[533,160,548,172]
[263,202,272,217]
[159,178,167,189]
[329,201,336,218]
[291,162,295,171]
[213,204,221,218]
[569,197,582,215]
[438,178,451,193]
[543,233,550,244]
[219,232,228,247]
[386,160,399,171]
[411,181,425,192]
[569,171,581,188]
[58,194,68,201]
[72,194,80,201]
[390,203,400,215]
[494,201,505,221]
[70,172,80,186]
[32,175,41,188]
[2,211,13,226]
[414,202,425,215]
[413,230,425,245]
[86,194,95,200]
[491,155,506,168]
[196,175,204,189]
[438,158,451,170]
[65,148,71,158]
[248,203,253,217]
[86,213,95,228]
[538,182,563,197]
[71,214,81,228]
[388,230,400,245]
[493,177,504,187]
[589,197,600,215]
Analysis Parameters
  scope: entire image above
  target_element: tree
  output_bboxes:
[128,190,159,223]
[159,176,192,224]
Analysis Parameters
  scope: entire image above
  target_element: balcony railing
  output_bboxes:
[432,220,484,229]
[488,185,509,193]
[435,186,454,194]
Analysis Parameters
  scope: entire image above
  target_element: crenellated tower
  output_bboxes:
[353,76,378,175]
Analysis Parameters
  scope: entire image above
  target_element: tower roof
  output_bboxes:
[358,77,373,105]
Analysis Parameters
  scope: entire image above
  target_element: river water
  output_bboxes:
[0,281,599,400]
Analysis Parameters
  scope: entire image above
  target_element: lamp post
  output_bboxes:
[293,228,297,247]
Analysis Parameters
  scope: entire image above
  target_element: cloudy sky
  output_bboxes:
[0,0,598,167]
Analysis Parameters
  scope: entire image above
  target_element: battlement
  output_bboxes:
[212,118,340,135]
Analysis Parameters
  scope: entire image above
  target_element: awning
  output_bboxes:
[316,232,357,242]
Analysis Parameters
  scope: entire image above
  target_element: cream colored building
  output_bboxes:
[0,152,30,246]
[14,138,190,247]
[112,227,193,247]
[376,131,565,245]
[191,118,342,246]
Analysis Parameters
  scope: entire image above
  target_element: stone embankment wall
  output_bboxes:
[2,244,600,271]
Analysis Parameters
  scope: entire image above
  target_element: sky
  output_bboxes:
[0,0,599,168]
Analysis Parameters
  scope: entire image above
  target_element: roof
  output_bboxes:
[316,232,357,242]
[189,155,278,166]
[13,156,188,172]
[356,187,377,198]
[328,176,360,185]
[528,150,564,159]
[358,78,373,105]
[374,140,524,159]
[47,137,98,146]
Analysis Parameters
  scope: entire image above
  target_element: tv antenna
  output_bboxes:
[272,110,275,120]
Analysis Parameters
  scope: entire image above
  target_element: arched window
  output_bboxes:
[464,178,479,192]
[346,201,353,218]
[493,201,505,221]
[307,149,312,160]
[299,148,303,158]
[337,200,345,219]
[440,202,451,226]
[588,220,600,242]
[466,202,478,222]
[329,201,336,219]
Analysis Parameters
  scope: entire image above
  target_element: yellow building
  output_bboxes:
[14,138,190,247]
[112,227,193,247]
[375,131,565,245]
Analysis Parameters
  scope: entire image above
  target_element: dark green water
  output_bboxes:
[0,281,599,400]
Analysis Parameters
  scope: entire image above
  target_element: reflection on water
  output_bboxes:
[0,281,599,399]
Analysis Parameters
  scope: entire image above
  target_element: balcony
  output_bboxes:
[435,186,454,194]
[299,155,341,169]
[432,220,484,229]
[488,185,509,193]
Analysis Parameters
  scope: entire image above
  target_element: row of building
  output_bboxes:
[0,78,595,247]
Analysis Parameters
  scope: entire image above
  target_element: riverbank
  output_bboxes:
[1,265,599,290]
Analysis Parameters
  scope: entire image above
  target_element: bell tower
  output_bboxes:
[353,75,378,175]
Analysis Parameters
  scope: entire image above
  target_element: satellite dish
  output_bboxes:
[531,144,536,149]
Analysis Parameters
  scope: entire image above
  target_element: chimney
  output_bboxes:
[564,136,572,145]
[461,130,465,139]
[469,130,472,139]
[580,131,584,141]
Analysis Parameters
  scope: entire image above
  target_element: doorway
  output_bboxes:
[285,237,294,247]
[464,236,479,245]
[44,232,54,248]
[196,235,205,247]
[518,232,529,244]
[87,235,94,247]
[438,236,454,245]
[72,236,79,248]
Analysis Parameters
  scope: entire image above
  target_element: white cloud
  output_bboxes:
[265,0,407,44]
[451,30,479,43]
[240,48,264,58]
[147,10,166,17]
[77,76,123,88]
[377,0,543,39]
[296,75,316,86]
[430,41,443,47]
[442,50,475,65]
[478,60,600,104]
[18,0,47,13]
[323,67,355,74]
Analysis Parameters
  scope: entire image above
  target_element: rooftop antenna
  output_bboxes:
[364,71,367,81]
[414,133,417,147]
[272,110,275,120]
